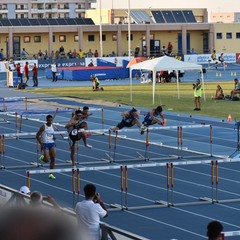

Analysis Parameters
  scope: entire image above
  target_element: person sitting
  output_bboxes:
[212,85,224,100]
[231,78,240,99]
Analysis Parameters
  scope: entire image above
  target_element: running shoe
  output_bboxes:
[49,173,56,180]
[38,155,44,162]
[85,144,92,149]
[140,125,147,135]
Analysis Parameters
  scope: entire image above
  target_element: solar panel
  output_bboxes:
[9,19,22,26]
[0,19,12,26]
[161,11,176,23]
[182,10,196,23]
[130,10,154,24]
[19,19,31,26]
[172,11,186,23]
[47,19,58,25]
[151,11,165,23]
[37,19,49,25]
[65,18,77,25]
[74,18,85,25]
[28,19,40,26]
[83,18,95,25]
[56,18,68,25]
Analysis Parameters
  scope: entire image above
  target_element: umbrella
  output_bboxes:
[126,56,148,68]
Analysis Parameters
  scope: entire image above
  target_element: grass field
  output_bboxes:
[27,81,240,120]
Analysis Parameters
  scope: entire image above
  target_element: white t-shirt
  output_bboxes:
[41,124,55,144]
[75,200,107,240]
[51,64,57,73]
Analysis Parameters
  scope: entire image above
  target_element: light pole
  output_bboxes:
[99,0,103,57]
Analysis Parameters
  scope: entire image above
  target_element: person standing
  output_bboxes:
[16,63,23,83]
[193,79,202,111]
[32,63,38,87]
[65,110,92,165]
[51,62,58,82]
[36,115,57,179]
[75,183,108,240]
[24,61,29,86]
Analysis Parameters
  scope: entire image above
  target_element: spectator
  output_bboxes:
[231,78,240,99]
[94,50,99,58]
[67,50,73,58]
[36,114,57,179]
[167,42,173,55]
[134,46,140,57]
[75,183,108,240]
[21,48,28,60]
[78,49,84,58]
[0,48,4,60]
[86,49,93,58]
[193,79,202,111]
[212,85,224,100]
[207,220,223,240]
[59,46,64,54]
[19,186,31,194]
[32,63,38,87]
[30,191,60,209]
[24,61,29,86]
[190,48,197,54]
[72,49,77,58]
[51,62,58,82]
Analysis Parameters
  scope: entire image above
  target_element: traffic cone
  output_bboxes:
[219,72,222,77]
[228,114,232,122]
[231,72,233,76]
[216,72,218,77]
[234,72,237,76]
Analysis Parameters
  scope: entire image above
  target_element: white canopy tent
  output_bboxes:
[129,56,204,104]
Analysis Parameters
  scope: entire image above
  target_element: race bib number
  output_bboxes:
[71,129,78,136]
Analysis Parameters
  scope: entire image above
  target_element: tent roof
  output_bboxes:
[130,55,202,71]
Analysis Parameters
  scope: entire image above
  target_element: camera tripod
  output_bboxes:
[229,121,240,158]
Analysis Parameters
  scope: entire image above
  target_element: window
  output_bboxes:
[34,36,41,43]
[216,33,222,39]
[52,35,55,43]
[126,34,133,41]
[74,35,78,42]
[102,34,106,41]
[59,35,66,42]
[112,34,117,41]
[24,36,30,43]
[226,32,232,39]
[236,32,240,39]
[88,35,95,41]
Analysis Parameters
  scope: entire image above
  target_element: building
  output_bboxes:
[0,3,239,59]
[0,0,96,19]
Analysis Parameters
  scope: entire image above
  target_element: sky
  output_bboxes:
[92,0,239,13]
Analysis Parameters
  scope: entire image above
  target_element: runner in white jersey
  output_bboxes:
[36,115,57,179]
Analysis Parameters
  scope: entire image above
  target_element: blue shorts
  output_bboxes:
[142,118,152,126]
[43,142,56,150]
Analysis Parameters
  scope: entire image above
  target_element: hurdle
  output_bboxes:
[106,124,215,163]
